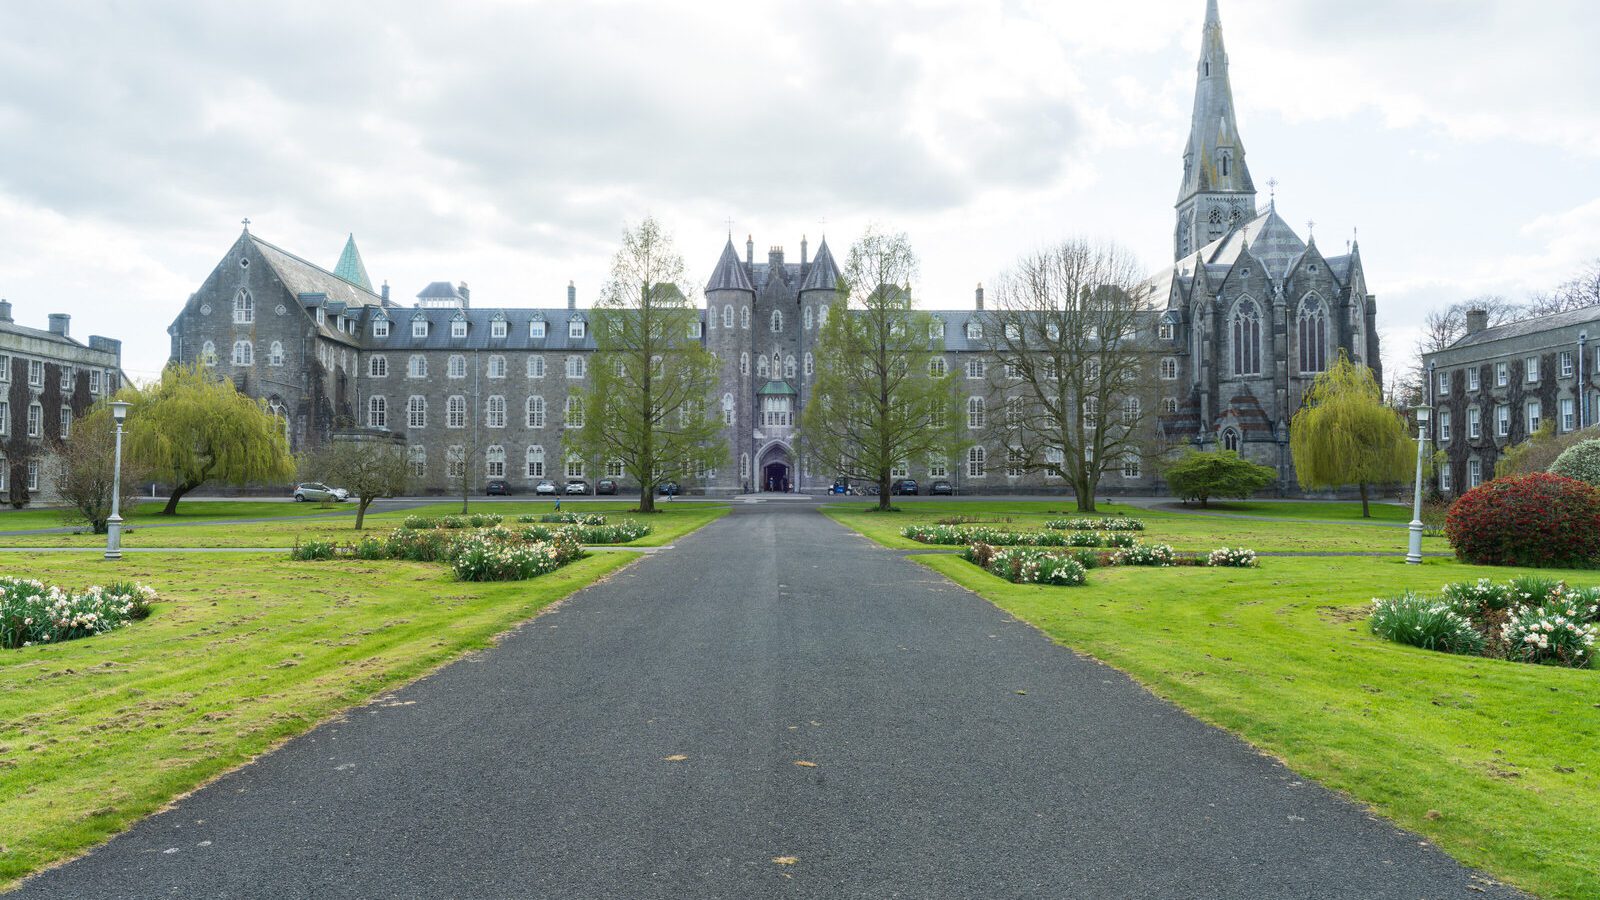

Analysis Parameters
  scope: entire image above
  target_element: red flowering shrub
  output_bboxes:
[1445,473,1600,567]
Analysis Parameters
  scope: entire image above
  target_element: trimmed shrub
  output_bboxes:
[1501,599,1597,668]
[1550,439,1600,486]
[1112,543,1176,567]
[0,577,159,649]
[1207,547,1258,568]
[1444,473,1600,567]
[290,540,337,561]
[1369,592,1485,655]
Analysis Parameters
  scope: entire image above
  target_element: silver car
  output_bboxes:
[293,482,349,502]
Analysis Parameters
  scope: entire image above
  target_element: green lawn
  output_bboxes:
[0,499,360,532]
[0,501,729,549]
[0,550,636,889]
[827,505,1596,899]
[1159,499,1417,523]
[823,500,1442,554]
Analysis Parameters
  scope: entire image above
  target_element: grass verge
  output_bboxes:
[0,550,635,889]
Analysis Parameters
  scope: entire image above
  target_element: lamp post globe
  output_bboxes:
[1406,404,1432,565]
[105,401,131,561]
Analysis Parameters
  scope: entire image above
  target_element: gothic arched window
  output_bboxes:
[722,305,734,329]
[1298,298,1329,374]
[1231,300,1262,377]
[233,290,254,324]
[771,309,783,333]
[1222,427,1240,452]
[756,355,770,378]
[1208,207,1223,225]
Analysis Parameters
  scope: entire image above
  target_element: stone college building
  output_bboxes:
[166,0,1381,496]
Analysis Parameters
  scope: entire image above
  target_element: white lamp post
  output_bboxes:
[105,401,130,561]
[1406,404,1432,565]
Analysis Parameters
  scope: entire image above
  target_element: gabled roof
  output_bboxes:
[706,238,755,293]
[800,238,841,293]
[333,234,373,291]
[1199,207,1306,279]
[250,234,384,309]
[757,380,797,396]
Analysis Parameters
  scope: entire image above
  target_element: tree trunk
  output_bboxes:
[355,496,372,530]
[161,481,198,515]
[1359,482,1370,518]
[639,484,656,514]
[1075,473,1095,513]
[878,472,891,512]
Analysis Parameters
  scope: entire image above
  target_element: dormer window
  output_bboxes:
[373,318,389,338]
[530,317,546,339]
[412,317,428,338]
[569,318,586,339]
[491,316,507,339]
[451,317,467,339]
[966,321,983,341]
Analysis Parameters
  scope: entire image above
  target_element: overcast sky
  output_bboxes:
[2,0,1597,380]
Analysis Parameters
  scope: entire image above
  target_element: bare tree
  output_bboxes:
[300,436,410,529]
[52,408,148,533]
[1528,257,1600,316]
[984,238,1155,512]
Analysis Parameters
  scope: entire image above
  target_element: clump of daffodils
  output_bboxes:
[0,577,158,649]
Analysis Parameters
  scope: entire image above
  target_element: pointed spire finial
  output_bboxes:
[241,217,251,233]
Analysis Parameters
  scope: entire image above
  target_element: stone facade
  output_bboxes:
[0,299,125,504]
[1422,307,1600,495]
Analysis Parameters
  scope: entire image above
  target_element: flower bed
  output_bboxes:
[902,524,1072,546]
[1,577,159,649]
[1207,547,1258,568]
[1112,543,1177,567]
[450,532,585,582]
[1044,517,1146,531]
[1369,576,1599,668]
[290,526,588,581]
[520,513,607,526]
[519,521,650,544]
[401,513,504,530]
[962,543,1086,586]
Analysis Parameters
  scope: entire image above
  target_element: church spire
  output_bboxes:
[1174,0,1257,260]
[333,233,373,292]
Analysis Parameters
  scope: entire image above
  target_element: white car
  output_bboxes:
[293,482,349,502]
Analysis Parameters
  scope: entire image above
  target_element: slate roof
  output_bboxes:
[1446,305,1600,351]
[417,281,465,302]
[333,234,373,291]
[799,238,841,293]
[250,235,384,309]
[0,319,114,356]
[706,239,755,293]
[1197,207,1305,279]
[356,306,610,351]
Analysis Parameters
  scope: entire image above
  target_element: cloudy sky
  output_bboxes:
[2,0,1596,381]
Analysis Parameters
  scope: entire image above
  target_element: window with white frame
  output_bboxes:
[891,459,909,479]
[373,318,390,338]
[929,357,946,378]
[526,445,545,478]
[739,353,749,376]
[368,396,387,428]
[408,395,427,428]
[1469,458,1482,488]
[966,321,982,341]
[408,355,427,378]
[1160,357,1178,380]
[566,356,585,379]
[491,318,507,339]
[89,370,101,394]
[1468,367,1480,391]
[1561,397,1576,432]
[369,354,387,377]
[448,355,467,378]
[447,395,467,429]
[527,395,545,428]
[1005,397,1023,427]
[1526,400,1541,433]
[234,289,254,324]
[1496,404,1510,437]
[1439,462,1452,493]
[1163,397,1178,414]
[1122,397,1140,425]
[756,355,770,378]
[267,341,283,366]
[1005,361,1021,379]
[688,320,702,339]
[739,452,749,479]
[804,306,814,330]
[1084,396,1099,429]
[1561,351,1574,378]
[1468,407,1481,439]
[412,317,428,338]
[409,445,426,477]
[928,456,947,478]
[1496,361,1508,386]
[1437,370,1449,396]
[966,445,986,477]
[1122,453,1142,479]
[723,305,734,329]
[59,365,72,390]
[783,356,796,379]
[485,355,505,378]
[0,355,9,382]
[451,317,467,339]
[1526,357,1540,383]
[804,353,814,377]
[740,306,750,329]
[60,407,71,439]
[232,340,253,366]
[761,395,792,427]
[27,460,38,491]
[27,402,42,437]
[1158,319,1174,341]
[530,318,546,339]
[565,396,584,428]
[527,355,545,378]
[1438,408,1451,442]
[721,393,734,426]
[967,397,985,429]
[965,358,985,379]
[487,395,506,428]
[605,459,625,478]
[565,456,584,478]
[771,309,783,333]
[485,445,506,478]
[569,318,586,339]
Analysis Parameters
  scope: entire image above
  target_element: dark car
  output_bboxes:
[890,478,919,496]
[928,479,954,496]
[565,479,591,495]
[657,481,680,496]
[485,479,512,496]
[596,479,619,495]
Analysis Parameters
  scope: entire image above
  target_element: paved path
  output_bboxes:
[17,504,1518,899]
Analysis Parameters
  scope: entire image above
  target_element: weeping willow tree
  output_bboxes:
[122,363,296,514]
[1289,352,1413,517]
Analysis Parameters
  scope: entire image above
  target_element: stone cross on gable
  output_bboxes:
[241,217,251,232]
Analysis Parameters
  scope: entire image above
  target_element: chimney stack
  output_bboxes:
[48,313,70,337]
[1465,308,1488,335]
[974,283,985,311]
[0,299,11,323]
[381,281,390,304]
[457,282,471,307]
[769,246,784,270]
[567,280,576,310]
[800,235,809,266]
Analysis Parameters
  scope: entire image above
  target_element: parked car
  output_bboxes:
[831,479,850,495]
[293,482,348,502]
[534,479,559,496]
[486,479,512,496]
[928,479,954,496]
[657,481,680,496]
[596,478,619,495]
[890,478,919,496]
[565,479,591,495]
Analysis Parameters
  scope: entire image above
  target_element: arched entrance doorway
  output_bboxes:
[757,443,793,493]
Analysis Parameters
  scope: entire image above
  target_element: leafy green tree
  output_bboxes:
[300,436,410,529]
[570,217,724,513]
[122,363,295,514]
[1162,449,1276,507]
[800,226,959,511]
[1289,353,1413,517]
